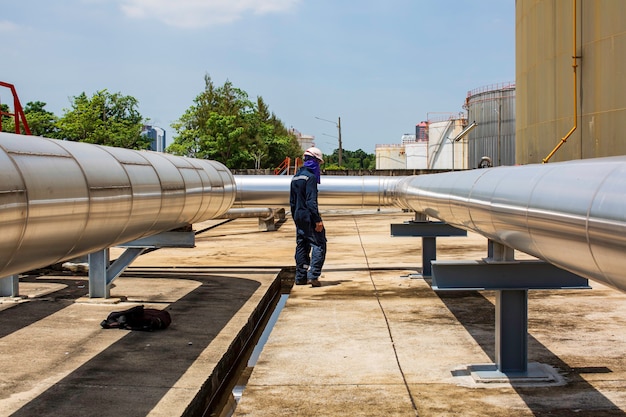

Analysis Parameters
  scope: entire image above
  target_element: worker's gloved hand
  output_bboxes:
[315,221,324,232]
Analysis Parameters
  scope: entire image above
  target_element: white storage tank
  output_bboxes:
[405,142,428,169]
[375,144,406,169]
[426,118,467,169]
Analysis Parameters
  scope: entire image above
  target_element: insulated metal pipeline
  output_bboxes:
[233,175,402,208]
[217,208,276,220]
[389,156,626,293]
[233,158,626,293]
[3,131,626,294]
[0,132,235,278]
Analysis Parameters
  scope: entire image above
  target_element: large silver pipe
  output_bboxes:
[4,131,626,294]
[233,175,402,208]
[390,156,626,292]
[0,132,235,277]
[234,159,626,293]
[218,208,276,220]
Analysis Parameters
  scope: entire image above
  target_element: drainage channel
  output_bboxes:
[202,274,293,417]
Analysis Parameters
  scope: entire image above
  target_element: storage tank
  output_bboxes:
[516,0,626,163]
[375,144,406,169]
[405,141,428,169]
[427,120,453,169]
[425,118,467,170]
[465,82,516,167]
[298,134,315,151]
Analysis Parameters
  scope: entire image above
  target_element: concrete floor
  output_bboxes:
[1,209,626,416]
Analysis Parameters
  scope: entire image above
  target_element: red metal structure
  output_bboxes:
[0,81,31,135]
[273,156,302,175]
[274,157,291,175]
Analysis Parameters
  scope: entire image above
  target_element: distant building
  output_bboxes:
[142,125,166,152]
[375,144,406,169]
[416,121,428,141]
[375,114,468,170]
[289,128,315,152]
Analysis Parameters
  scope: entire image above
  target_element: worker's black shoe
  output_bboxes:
[308,279,321,287]
[295,280,308,285]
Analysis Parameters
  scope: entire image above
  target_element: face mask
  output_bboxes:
[303,158,321,184]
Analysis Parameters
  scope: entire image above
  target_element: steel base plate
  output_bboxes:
[467,362,563,385]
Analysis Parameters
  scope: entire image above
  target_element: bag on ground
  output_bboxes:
[100,305,171,331]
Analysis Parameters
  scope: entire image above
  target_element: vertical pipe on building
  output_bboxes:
[542,0,579,163]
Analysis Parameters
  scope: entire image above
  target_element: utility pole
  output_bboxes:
[315,116,343,166]
[337,117,343,166]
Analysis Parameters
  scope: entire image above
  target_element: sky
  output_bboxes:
[1,0,515,156]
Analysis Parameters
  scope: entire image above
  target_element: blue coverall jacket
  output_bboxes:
[290,166,326,281]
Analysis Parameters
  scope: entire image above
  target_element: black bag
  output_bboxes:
[100,305,171,331]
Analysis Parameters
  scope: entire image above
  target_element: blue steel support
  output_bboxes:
[496,290,528,373]
[0,275,19,297]
[105,247,146,285]
[422,237,437,277]
[390,213,466,277]
[89,249,110,298]
[88,229,195,299]
[431,240,590,378]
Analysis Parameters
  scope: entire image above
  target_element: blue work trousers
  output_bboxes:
[295,226,326,282]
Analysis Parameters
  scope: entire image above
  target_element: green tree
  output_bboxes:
[56,90,149,149]
[1,101,58,136]
[24,101,58,137]
[246,96,301,168]
[323,148,376,170]
[0,103,12,132]
[169,75,250,165]
[168,74,301,169]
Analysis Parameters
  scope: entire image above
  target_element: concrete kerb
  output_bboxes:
[0,267,285,417]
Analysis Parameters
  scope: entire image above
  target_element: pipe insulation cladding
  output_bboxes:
[233,175,402,208]
[2,132,626,294]
[0,132,235,278]
[234,158,626,293]
[389,156,626,293]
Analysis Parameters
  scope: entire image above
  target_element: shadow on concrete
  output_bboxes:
[9,273,262,417]
[0,274,89,339]
[126,266,287,274]
[318,280,351,287]
[435,289,626,416]
[322,266,419,273]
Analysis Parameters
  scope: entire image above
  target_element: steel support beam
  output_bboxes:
[88,249,111,299]
[117,230,195,248]
[496,289,528,373]
[88,229,195,298]
[431,241,590,379]
[391,214,466,277]
[390,221,468,237]
[259,207,285,231]
[0,275,19,297]
[431,259,591,290]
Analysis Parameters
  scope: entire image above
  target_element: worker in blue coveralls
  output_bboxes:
[290,147,327,287]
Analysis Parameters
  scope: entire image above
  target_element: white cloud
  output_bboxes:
[118,0,299,29]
